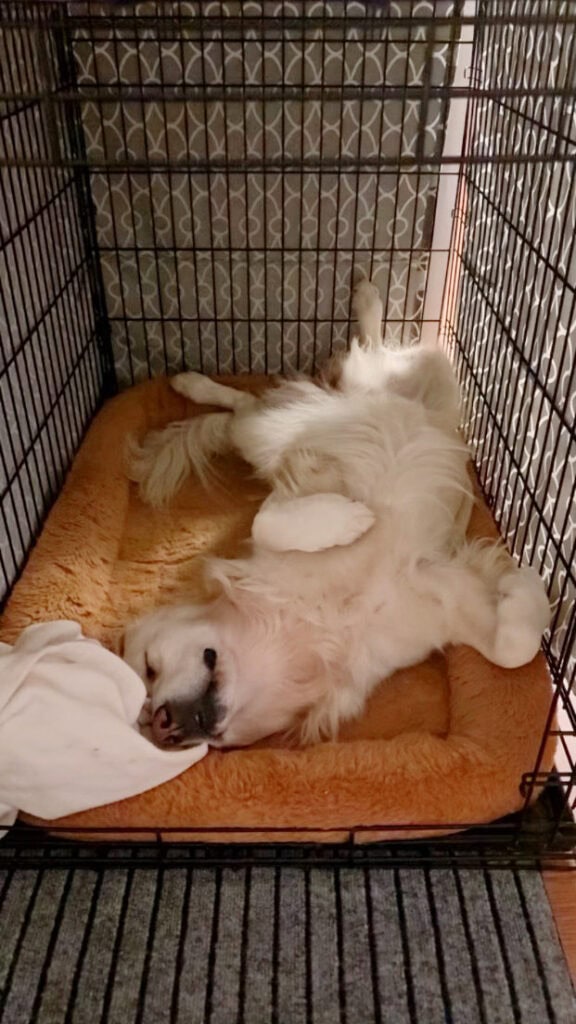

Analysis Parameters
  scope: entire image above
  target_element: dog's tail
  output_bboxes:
[127,412,233,506]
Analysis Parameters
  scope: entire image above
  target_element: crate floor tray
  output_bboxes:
[0,378,555,842]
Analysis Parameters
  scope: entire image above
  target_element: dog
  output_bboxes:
[125,281,550,750]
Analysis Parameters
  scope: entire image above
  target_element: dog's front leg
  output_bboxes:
[251,492,375,553]
[171,371,258,412]
[352,279,384,350]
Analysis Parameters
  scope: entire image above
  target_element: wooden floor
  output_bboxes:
[543,868,576,980]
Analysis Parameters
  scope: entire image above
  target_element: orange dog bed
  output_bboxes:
[0,377,555,842]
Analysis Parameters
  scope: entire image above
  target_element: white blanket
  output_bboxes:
[0,621,207,836]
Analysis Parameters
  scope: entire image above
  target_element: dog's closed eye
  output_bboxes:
[145,656,158,683]
[203,648,217,671]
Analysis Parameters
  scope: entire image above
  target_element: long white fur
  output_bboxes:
[124,281,551,748]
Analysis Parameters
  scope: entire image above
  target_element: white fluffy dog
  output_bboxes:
[125,282,550,750]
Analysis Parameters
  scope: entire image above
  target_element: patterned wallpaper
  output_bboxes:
[70,0,460,384]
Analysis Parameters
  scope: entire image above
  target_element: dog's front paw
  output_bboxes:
[170,371,212,404]
[323,497,376,548]
[352,280,383,350]
[252,493,376,553]
[493,567,550,669]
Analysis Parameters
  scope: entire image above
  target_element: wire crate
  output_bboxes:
[0,0,575,865]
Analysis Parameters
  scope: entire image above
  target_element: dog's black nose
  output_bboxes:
[151,703,182,746]
[203,647,217,671]
[152,688,222,748]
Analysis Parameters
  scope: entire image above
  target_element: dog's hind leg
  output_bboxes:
[425,545,550,669]
[251,492,375,552]
[381,347,461,424]
[171,371,258,412]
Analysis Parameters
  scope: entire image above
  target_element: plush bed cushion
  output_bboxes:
[0,377,555,842]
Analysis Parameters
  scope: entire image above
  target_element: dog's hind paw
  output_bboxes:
[492,567,550,669]
[352,278,381,312]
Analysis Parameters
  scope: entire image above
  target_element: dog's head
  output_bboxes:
[122,601,323,749]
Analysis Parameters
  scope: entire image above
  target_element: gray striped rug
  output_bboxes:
[0,864,574,1024]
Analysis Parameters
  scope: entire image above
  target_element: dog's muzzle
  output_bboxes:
[151,688,223,748]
